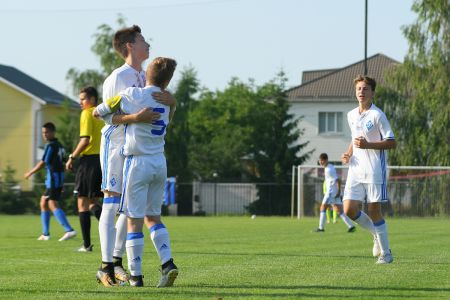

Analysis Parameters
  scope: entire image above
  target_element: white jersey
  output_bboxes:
[324,163,339,197]
[99,63,145,193]
[119,86,170,156]
[101,63,146,138]
[347,103,395,184]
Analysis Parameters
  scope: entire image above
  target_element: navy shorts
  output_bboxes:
[44,187,63,201]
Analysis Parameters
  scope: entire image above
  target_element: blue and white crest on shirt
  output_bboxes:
[365,120,374,131]
[110,178,116,187]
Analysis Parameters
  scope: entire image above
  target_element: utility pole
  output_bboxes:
[364,0,368,75]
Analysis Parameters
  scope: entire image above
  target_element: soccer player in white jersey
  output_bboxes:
[315,153,355,233]
[94,25,175,286]
[96,57,178,287]
[341,75,396,264]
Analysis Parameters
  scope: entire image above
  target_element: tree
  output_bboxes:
[166,66,200,182]
[66,15,127,97]
[377,0,450,166]
[188,78,259,181]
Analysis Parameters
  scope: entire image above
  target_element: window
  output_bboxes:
[319,112,343,134]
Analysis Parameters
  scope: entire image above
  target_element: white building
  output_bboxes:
[287,53,399,165]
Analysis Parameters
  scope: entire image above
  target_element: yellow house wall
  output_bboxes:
[0,81,33,190]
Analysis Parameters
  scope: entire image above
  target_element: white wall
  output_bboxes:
[289,99,357,165]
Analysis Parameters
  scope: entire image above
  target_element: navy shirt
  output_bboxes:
[42,139,65,189]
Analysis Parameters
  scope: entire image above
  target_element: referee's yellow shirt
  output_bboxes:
[79,107,103,156]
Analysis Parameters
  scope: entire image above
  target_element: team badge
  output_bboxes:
[365,120,374,131]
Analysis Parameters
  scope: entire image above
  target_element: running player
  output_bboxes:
[315,153,355,233]
[341,75,396,264]
[24,122,76,242]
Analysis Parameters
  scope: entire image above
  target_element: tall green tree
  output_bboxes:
[66,15,126,97]
[166,66,200,182]
[188,78,259,181]
[377,0,450,166]
[250,71,311,183]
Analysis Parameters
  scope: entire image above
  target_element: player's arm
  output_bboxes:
[65,137,90,171]
[354,138,396,150]
[112,108,161,124]
[341,142,353,164]
[24,161,45,179]
[153,90,176,121]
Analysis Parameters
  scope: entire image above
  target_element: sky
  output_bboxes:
[0,0,416,98]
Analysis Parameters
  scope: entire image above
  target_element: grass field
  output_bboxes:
[1,215,450,299]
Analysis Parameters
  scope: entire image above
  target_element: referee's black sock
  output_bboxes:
[90,204,102,220]
[79,211,91,248]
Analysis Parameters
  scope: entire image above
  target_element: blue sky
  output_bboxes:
[0,0,416,98]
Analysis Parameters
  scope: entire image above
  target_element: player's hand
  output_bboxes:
[153,90,176,107]
[24,172,31,180]
[354,136,369,149]
[65,159,73,171]
[341,153,351,164]
[136,107,161,123]
[92,108,100,119]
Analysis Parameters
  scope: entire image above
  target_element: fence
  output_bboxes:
[291,165,450,218]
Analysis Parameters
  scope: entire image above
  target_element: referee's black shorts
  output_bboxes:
[74,154,103,198]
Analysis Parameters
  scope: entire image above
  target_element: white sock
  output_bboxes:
[353,211,376,235]
[374,219,390,255]
[126,232,144,276]
[318,211,326,230]
[113,213,128,258]
[339,212,354,229]
[98,200,119,262]
[149,224,172,265]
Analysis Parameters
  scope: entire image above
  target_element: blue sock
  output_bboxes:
[53,208,73,232]
[41,211,51,235]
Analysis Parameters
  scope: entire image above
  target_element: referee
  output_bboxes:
[66,86,104,252]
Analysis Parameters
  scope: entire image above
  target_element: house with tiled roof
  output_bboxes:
[287,53,399,165]
[0,64,77,190]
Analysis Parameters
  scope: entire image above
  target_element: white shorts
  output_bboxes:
[121,153,167,218]
[322,195,343,206]
[100,125,124,194]
[343,179,388,203]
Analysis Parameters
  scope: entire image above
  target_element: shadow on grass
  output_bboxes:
[1,284,446,299]
[177,250,369,259]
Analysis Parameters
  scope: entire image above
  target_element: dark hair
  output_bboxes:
[146,57,177,88]
[319,153,328,160]
[353,75,377,91]
[80,86,99,104]
[42,122,56,132]
[113,25,142,59]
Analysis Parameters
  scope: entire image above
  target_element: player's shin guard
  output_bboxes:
[53,208,73,232]
[319,210,327,230]
[99,198,120,262]
[126,232,144,276]
[333,209,338,223]
[41,211,51,235]
[339,212,354,229]
[113,213,128,258]
[149,224,172,265]
[352,211,376,235]
[374,219,390,254]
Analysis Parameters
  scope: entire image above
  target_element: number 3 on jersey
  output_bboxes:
[151,107,167,136]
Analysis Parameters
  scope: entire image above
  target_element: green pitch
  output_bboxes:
[1,215,450,299]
